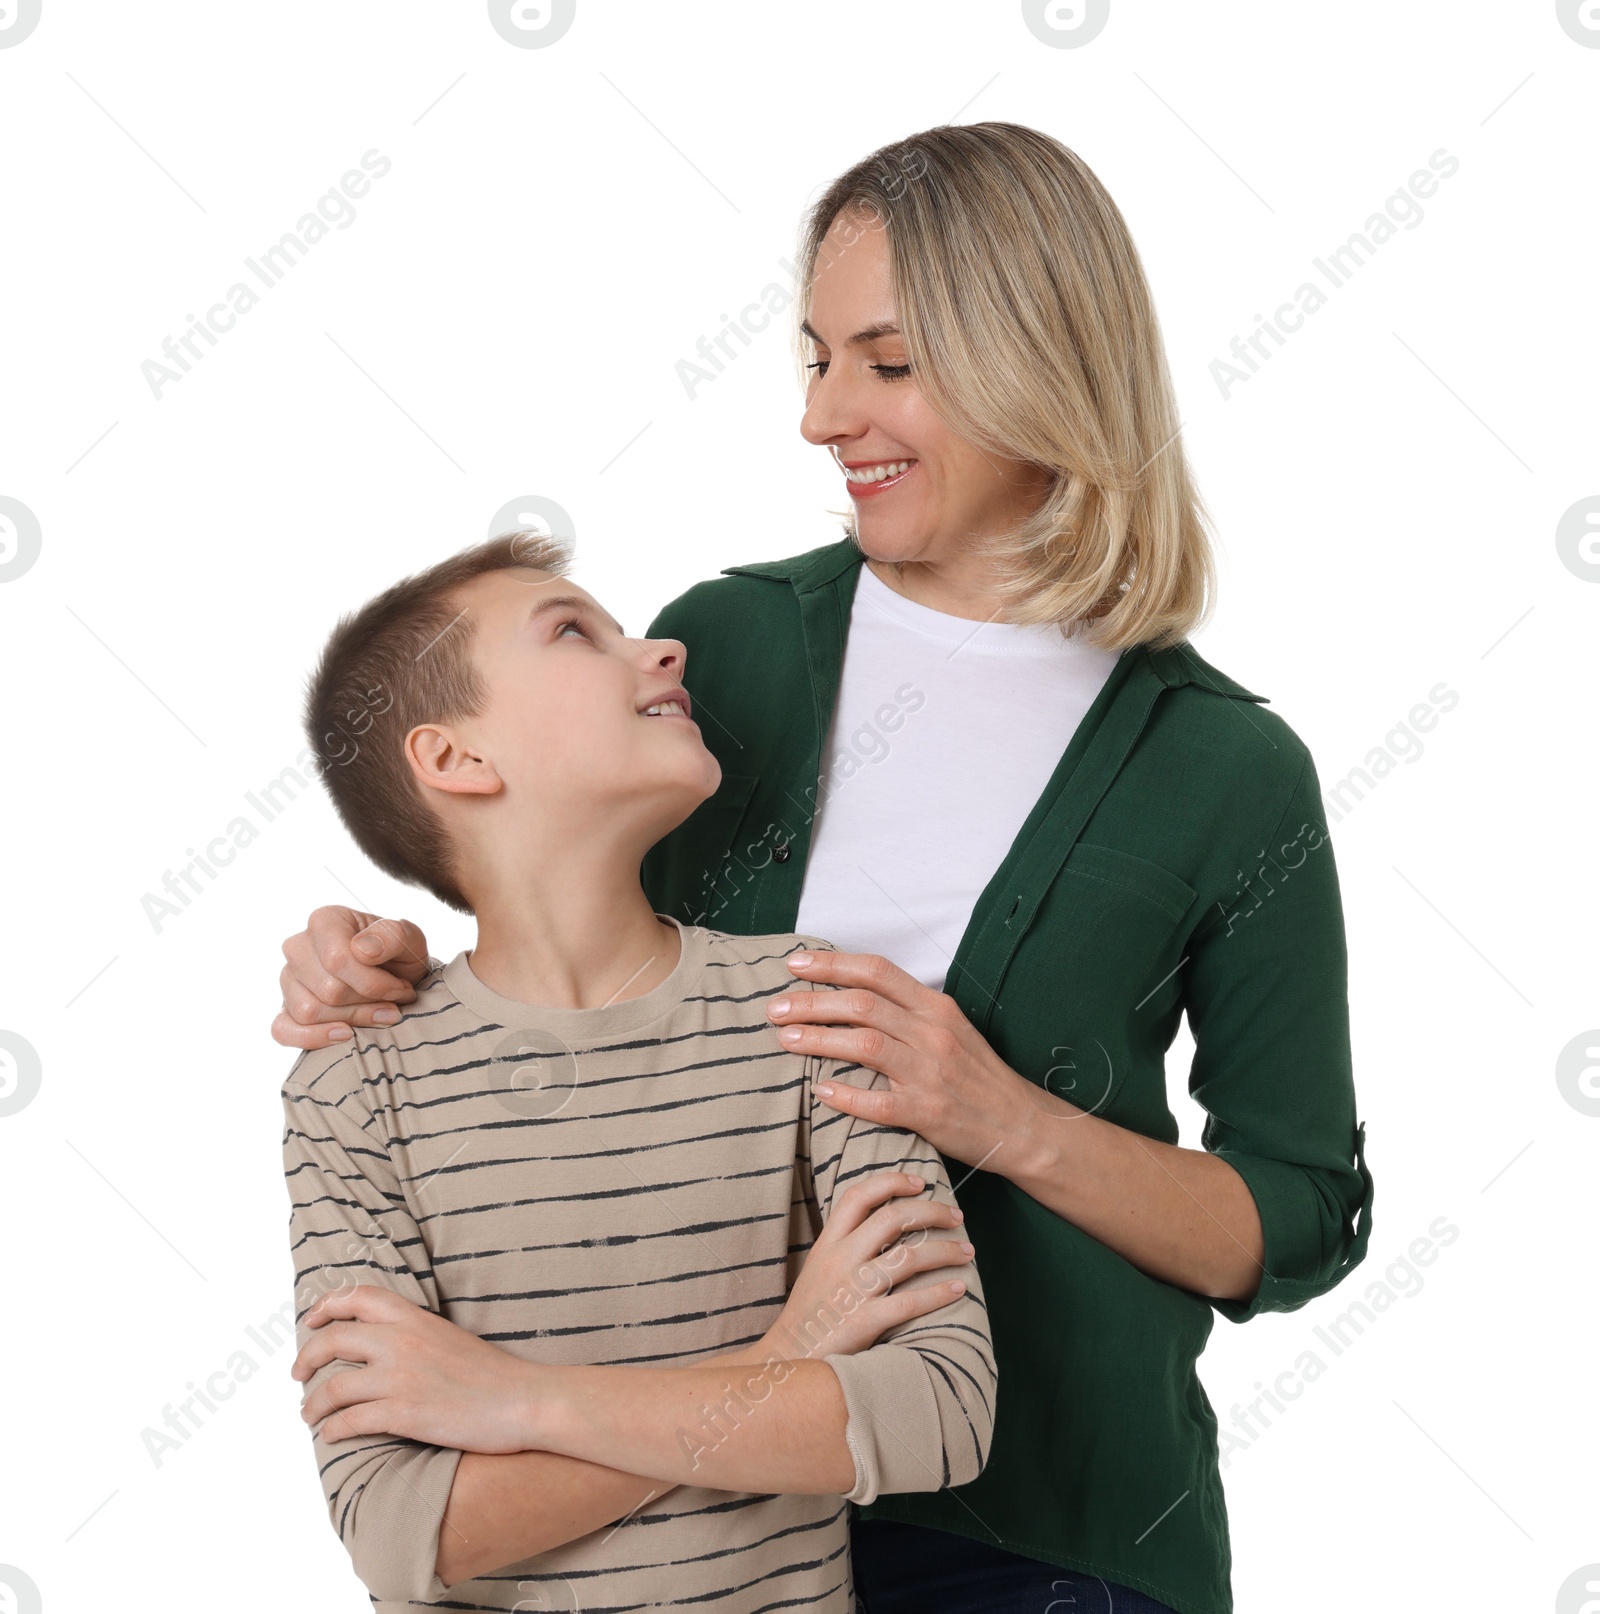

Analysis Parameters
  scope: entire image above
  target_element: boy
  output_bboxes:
[281,531,995,1610]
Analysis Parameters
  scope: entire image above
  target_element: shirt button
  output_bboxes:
[773,843,791,863]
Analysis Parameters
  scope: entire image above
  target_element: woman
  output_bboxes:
[275,123,1373,1614]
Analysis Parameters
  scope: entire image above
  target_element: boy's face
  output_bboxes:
[427,566,721,841]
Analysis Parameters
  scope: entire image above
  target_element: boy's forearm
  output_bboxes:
[437,1450,666,1587]
[433,1338,782,1587]
[529,1356,855,1496]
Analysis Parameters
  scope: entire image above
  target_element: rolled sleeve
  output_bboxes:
[800,994,997,1501]
[1183,752,1375,1324]
[282,1055,463,1604]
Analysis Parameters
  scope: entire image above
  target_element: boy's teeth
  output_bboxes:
[844,460,911,484]
[644,701,685,717]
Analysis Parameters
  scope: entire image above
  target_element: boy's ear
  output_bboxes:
[404,724,503,797]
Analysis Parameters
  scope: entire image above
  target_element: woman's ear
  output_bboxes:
[404,723,503,797]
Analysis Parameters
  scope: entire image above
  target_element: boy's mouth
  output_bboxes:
[637,687,693,722]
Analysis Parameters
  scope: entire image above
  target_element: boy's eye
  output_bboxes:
[557,618,587,639]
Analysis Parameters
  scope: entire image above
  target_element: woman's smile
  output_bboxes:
[840,457,919,497]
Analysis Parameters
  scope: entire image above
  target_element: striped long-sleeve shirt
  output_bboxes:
[281,914,996,1611]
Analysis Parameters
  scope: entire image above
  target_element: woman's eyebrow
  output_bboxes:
[801,319,902,347]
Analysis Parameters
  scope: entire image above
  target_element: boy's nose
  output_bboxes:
[643,635,687,676]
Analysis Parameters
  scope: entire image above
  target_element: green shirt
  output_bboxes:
[641,539,1374,1614]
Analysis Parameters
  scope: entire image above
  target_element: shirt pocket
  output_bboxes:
[1060,841,1196,926]
[1000,841,1197,1119]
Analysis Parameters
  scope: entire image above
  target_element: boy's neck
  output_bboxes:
[465,861,681,1012]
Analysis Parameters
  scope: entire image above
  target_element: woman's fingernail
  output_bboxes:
[960,1242,974,1256]
[769,997,790,1017]
[788,952,813,969]
[950,1280,966,1294]
[817,1083,834,1098]
[906,1174,924,1189]
[373,1008,400,1025]
[951,1207,964,1222]
[777,1026,802,1044]
[326,1025,352,1041]
[354,936,382,959]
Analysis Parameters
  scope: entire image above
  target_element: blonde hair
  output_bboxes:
[796,122,1214,650]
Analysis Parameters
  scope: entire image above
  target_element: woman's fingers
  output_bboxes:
[784,949,928,1014]
[281,920,393,1019]
[770,984,919,1049]
[346,916,434,984]
[271,1008,353,1050]
[306,907,428,1001]
[275,909,433,1040]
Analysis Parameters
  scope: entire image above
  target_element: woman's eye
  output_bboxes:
[806,359,830,377]
[871,363,912,381]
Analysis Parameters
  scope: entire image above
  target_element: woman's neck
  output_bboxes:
[864,556,1014,624]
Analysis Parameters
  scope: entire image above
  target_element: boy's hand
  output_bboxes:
[293,1285,538,1453]
[761,1171,973,1362]
[273,907,433,1049]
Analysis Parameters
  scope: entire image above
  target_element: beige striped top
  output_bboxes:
[281,914,996,1611]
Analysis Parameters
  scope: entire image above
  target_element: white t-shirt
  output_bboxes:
[793,561,1120,992]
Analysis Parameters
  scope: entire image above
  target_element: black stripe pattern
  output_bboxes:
[280,924,994,1610]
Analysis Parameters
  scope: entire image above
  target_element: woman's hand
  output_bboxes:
[272,906,433,1049]
[293,1285,540,1453]
[769,951,1045,1174]
[759,1171,973,1361]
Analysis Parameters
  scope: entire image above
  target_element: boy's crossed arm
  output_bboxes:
[283,1074,973,1598]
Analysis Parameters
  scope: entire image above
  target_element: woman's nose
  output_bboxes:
[800,370,864,448]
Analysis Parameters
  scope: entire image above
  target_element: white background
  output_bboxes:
[1,2,1596,1610]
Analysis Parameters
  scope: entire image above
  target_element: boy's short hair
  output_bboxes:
[304,530,572,914]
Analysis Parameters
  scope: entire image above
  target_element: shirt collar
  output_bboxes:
[721,538,1267,703]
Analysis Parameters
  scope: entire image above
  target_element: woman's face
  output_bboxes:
[799,208,1054,569]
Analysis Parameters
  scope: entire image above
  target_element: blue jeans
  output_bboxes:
[850,1517,1181,1614]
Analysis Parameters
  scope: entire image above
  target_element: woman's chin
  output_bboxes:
[853,519,932,567]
